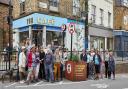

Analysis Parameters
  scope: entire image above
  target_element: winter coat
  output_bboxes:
[108,56,115,72]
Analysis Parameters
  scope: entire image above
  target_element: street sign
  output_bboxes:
[68,23,75,34]
[61,24,67,31]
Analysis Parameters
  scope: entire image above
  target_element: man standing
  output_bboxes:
[44,49,54,83]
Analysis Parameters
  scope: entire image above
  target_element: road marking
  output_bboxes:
[91,83,109,89]
[5,83,17,88]
[33,81,43,86]
[15,81,82,88]
[123,88,128,89]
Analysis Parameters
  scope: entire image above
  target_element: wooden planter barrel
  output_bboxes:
[65,61,87,81]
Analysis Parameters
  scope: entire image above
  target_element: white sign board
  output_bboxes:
[38,2,47,9]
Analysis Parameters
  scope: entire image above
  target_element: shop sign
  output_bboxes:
[37,17,55,25]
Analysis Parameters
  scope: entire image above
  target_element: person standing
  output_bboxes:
[93,50,101,80]
[18,46,26,83]
[80,49,88,77]
[35,47,41,81]
[44,49,54,83]
[54,48,61,81]
[104,49,109,78]
[39,47,45,80]
[108,51,115,80]
[26,44,36,85]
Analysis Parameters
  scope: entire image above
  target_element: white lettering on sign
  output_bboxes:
[37,17,55,25]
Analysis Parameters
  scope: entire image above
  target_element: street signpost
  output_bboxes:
[68,23,75,59]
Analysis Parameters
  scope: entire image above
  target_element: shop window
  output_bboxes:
[46,31,64,47]
[20,31,29,44]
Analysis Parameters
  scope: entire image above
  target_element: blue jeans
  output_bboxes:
[44,64,54,81]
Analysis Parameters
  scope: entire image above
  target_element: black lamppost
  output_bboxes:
[8,0,13,70]
[61,24,66,58]
[84,0,88,49]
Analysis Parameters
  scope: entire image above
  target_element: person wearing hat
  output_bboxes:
[18,46,26,83]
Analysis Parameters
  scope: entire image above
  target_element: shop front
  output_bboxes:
[88,25,113,51]
[13,13,67,48]
[113,30,128,58]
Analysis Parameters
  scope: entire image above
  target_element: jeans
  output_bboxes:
[44,64,54,81]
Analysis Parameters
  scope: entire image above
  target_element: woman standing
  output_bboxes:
[18,46,26,83]
[26,44,36,85]
[35,47,41,81]
[39,47,45,80]
[108,51,115,80]
[93,50,101,80]
[104,49,109,78]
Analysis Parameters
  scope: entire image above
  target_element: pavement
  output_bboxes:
[0,74,128,89]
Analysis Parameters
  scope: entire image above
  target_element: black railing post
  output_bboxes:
[8,0,13,70]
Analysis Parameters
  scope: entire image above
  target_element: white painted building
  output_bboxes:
[88,0,113,51]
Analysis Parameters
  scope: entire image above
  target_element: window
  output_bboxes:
[108,12,111,27]
[100,9,104,25]
[49,0,59,7]
[20,1,25,14]
[91,5,96,23]
[73,0,80,16]
[123,0,128,6]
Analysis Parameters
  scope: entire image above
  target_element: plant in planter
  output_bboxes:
[68,53,79,62]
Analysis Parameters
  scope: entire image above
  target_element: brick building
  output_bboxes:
[12,0,86,50]
[0,0,10,50]
[113,0,128,58]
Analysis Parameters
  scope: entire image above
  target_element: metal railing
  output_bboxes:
[0,51,18,71]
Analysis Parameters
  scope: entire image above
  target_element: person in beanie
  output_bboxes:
[108,51,115,80]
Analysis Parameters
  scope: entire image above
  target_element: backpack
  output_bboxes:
[45,54,52,65]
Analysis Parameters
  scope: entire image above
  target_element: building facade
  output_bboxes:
[113,0,128,57]
[12,0,85,51]
[0,0,10,50]
[88,0,113,51]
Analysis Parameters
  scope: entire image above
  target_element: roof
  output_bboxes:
[0,0,9,5]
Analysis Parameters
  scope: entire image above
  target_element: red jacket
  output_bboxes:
[28,52,32,67]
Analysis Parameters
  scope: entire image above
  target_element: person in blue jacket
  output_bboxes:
[93,50,101,80]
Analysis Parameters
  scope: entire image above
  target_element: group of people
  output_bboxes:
[17,43,68,85]
[16,39,116,85]
[80,49,115,80]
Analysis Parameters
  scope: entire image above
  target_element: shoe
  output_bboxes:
[25,80,29,85]
[31,80,36,83]
[51,81,54,83]
[35,79,39,82]
[19,80,25,84]
[44,80,49,82]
